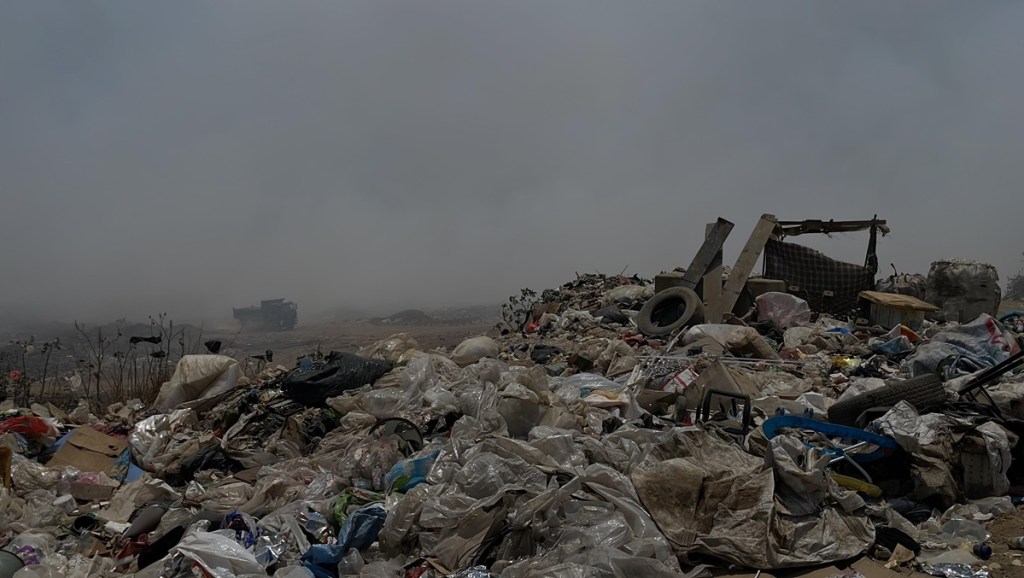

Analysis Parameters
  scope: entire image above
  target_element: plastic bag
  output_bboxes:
[355,334,420,365]
[331,437,404,492]
[603,285,653,307]
[0,417,60,440]
[756,292,812,328]
[129,409,197,471]
[683,325,779,359]
[926,260,1001,323]
[301,505,387,578]
[170,531,265,577]
[10,455,73,494]
[282,352,393,407]
[153,355,242,411]
[905,314,1019,377]
[198,482,256,512]
[451,337,500,367]
[385,447,441,491]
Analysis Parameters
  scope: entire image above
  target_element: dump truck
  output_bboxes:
[232,299,298,331]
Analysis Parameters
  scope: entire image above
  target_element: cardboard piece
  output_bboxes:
[859,291,939,312]
[69,481,117,502]
[48,427,128,474]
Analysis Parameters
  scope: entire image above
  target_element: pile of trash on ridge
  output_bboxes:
[2,216,1024,578]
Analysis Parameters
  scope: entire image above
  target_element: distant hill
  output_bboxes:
[369,309,436,325]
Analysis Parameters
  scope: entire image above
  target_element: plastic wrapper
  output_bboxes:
[253,531,287,568]
[298,511,334,545]
[10,455,73,494]
[129,409,197,471]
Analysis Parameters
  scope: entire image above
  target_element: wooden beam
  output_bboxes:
[709,214,779,322]
[702,222,724,313]
[776,219,888,237]
[681,218,733,288]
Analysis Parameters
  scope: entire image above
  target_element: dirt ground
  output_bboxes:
[986,507,1024,578]
[212,320,498,367]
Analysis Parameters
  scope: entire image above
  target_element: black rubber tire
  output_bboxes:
[827,374,947,426]
[637,287,706,336]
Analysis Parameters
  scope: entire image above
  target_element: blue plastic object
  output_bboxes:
[386,448,440,491]
[762,415,897,463]
[301,504,387,578]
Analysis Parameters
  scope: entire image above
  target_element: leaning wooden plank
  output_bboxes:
[709,214,779,322]
[681,218,734,288]
[702,222,724,312]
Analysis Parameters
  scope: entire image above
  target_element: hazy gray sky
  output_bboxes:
[2,1,1023,323]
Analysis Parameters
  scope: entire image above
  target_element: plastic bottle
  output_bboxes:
[1010,536,1024,550]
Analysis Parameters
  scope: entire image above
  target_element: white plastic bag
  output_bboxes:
[755,292,811,328]
[171,531,265,577]
[153,355,242,411]
[451,337,499,366]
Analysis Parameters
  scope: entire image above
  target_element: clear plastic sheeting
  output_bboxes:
[755,292,812,329]
[128,409,198,472]
[169,531,265,577]
[153,355,243,412]
[631,428,874,569]
[904,314,1019,377]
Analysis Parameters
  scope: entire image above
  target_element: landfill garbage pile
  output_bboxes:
[2,271,1024,578]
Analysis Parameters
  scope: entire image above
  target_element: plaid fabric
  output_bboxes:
[763,239,875,315]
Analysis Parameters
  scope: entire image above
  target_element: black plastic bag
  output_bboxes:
[282,351,393,407]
